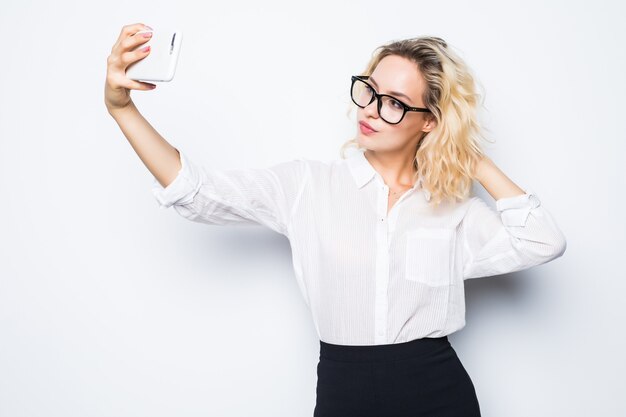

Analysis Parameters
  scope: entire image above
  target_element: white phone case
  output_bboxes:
[126,28,183,82]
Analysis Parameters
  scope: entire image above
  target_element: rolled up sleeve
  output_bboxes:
[151,148,310,238]
[461,191,567,280]
[152,149,203,209]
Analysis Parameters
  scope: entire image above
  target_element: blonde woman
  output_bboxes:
[105,24,567,417]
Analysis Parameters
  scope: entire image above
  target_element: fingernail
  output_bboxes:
[141,45,150,52]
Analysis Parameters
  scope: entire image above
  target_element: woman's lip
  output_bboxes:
[359,121,377,132]
[359,122,377,134]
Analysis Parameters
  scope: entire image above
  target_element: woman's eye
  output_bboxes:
[391,100,402,109]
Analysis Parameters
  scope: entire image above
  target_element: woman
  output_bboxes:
[105,24,567,417]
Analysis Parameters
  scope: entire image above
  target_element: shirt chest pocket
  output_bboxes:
[405,227,455,286]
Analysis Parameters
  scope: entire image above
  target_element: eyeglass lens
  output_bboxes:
[351,78,405,124]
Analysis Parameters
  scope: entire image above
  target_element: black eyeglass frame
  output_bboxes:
[350,75,431,125]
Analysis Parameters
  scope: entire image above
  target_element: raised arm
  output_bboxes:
[150,150,310,238]
[104,23,310,238]
[461,156,567,279]
[104,23,181,188]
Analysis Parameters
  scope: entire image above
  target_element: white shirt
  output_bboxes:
[151,147,567,346]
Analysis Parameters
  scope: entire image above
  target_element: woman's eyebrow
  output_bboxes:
[369,76,414,104]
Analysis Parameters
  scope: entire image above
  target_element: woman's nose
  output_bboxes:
[363,97,380,118]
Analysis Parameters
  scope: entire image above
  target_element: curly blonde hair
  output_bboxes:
[341,36,493,208]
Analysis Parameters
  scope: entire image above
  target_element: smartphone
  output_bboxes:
[126,28,183,82]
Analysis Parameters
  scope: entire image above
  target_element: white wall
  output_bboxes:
[1,0,624,416]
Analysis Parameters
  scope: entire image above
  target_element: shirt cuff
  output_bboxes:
[495,191,541,227]
[151,149,203,209]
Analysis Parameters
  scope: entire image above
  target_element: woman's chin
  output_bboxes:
[357,134,377,149]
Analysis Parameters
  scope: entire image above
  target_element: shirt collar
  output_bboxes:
[346,149,377,188]
[346,149,431,201]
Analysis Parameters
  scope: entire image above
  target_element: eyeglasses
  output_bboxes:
[350,75,431,125]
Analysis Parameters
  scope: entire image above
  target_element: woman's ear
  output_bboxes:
[422,114,437,133]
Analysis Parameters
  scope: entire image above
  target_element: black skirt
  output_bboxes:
[313,336,481,417]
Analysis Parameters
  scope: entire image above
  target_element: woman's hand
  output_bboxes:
[104,23,156,113]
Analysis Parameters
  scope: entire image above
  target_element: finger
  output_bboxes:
[119,22,152,40]
[113,23,152,52]
[120,30,152,51]
[118,47,151,69]
[119,79,157,91]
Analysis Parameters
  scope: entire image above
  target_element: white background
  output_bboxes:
[1,0,624,416]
